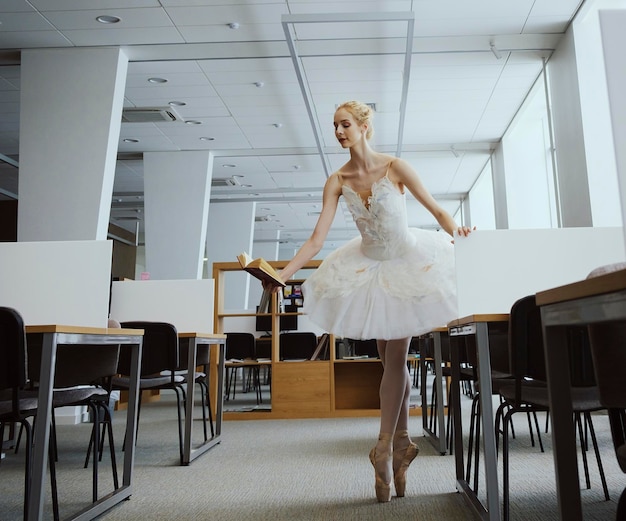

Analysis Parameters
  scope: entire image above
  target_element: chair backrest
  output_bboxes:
[225,332,256,360]
[587,321,626,409]
[353,339,378,358]
[279,332,317,360]
[509,295,597,393]
[52,345,121,389]
[509,294,546,382]
[0,306,28,392]
[119,321,179,376]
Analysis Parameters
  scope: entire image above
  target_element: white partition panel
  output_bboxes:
[0,240,112,327]
[110,279,214,332]
[454,227,625,316]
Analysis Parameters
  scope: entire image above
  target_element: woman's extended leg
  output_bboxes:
[373,338,418,498]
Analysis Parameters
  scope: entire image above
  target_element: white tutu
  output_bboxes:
[301,174,457,340]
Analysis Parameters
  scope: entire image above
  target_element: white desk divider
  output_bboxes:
[0,240,112,327]
[454,227,626,316]
[110,279,215,333]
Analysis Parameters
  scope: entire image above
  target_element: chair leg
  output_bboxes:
[584,411,610,501]
[502,408,514,521]
[48,430,60,521]
[173,386,185,465]
[466,393,479,483]
[198,380,209,442]
[576,412,592,490]
[531,411,545,452]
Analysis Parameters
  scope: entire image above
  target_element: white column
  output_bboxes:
[599,9,626,249]
[206,201,256,310]
[18,48,128,241]
[143,151,213,280]
[548,28,593,227]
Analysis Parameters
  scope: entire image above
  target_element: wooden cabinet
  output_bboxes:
[212,260,421,419]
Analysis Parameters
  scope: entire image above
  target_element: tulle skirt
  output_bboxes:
[302,228,458,340]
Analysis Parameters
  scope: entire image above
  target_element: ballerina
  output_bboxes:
[265,100,473,502]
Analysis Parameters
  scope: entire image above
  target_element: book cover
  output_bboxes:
[237,252,285,287]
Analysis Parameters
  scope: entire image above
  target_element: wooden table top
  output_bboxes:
[535,268,626,306]
[447,313,510,328]
[178,332,227,339]
[25,325,144,335]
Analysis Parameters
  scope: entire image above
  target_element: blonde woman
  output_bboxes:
[267,101,472,502]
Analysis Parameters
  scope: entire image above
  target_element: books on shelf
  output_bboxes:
[237,252,285,288]
[311,333,330,361]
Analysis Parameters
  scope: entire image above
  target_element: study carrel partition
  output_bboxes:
[453,227,625,316]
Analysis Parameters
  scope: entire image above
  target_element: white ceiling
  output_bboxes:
[0,0,586,249]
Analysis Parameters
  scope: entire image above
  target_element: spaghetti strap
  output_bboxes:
[384,161,393,179]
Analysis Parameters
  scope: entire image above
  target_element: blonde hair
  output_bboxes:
[336,100,374,140]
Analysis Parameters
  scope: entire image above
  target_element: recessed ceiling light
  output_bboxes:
[272,123,283,128]
[222,164,236,168]
[242,184,253,188]
[96,15,120,24]
[293,165,301,170]
[199,136,215,141]
[168,101,186,106]
[148,77,167,84]
[185,120,201,125]
[254,81,264,88]
[123,138,139,143]
[228,22,240,29]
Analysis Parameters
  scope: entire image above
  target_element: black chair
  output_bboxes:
[0,306,58,521]
[279,332,318,360]
[22,331,121,505]
[495,295,609,521]
[588,320,626,521]
[465,318,545,494]
[225,333,261,403]
[352,338,379,358]
[113,321,186,465]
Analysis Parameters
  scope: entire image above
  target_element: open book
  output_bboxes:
[237,252,286,288]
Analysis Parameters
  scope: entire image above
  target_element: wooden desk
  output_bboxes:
[420,327,448,455]
[536,268,626,521]
[178,332,226,465]
[448,314,509,521]
[25,325,144,521]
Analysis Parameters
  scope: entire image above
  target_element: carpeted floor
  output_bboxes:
[1,386,623,520]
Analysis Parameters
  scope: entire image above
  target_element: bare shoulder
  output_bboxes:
[388,156,420,183]
[325,172,344,195]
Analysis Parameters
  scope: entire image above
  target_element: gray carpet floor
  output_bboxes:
[1,387,623,520]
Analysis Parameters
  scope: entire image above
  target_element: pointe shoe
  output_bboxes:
[393,430,419,497]
[369,435,392,503]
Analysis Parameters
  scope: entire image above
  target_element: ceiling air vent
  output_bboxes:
[121,107,182,123]
[211,176,241,187]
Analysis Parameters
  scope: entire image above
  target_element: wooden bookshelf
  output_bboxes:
[212,260,423,420]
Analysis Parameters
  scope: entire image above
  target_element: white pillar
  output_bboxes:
[548,28,593,227]
[206,201,256,310]
[143,151,213,280]
[599,9,626,249]
[18,48,128,241]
